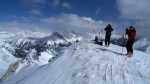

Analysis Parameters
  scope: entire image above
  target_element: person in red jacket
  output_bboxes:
[125,26,136,57]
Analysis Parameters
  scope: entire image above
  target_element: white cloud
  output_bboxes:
[0,20,49,33]
[39,13,108,32]
[96,7,101,15]
[62,2,72,9]
[12,16,37,22]
[116,0,150,38]
[3,13,116,35]
[30,9,42,16]
[0,21,18,28]
[116,0,150,21]
[50,0,72,10]
[0,21,22,32]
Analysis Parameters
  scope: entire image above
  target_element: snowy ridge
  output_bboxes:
[60,31,82,43]
[133,38,150,53]
[134,38,149,48]
[2,40,150,84]
[40,32,68,45]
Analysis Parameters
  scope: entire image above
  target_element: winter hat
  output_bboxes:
[129,26,133,28]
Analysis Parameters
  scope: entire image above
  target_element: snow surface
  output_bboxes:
[2,40,150,84]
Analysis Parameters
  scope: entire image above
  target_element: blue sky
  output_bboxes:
[0,0,150,37]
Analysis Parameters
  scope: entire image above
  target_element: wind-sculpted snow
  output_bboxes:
[2,40,150,84]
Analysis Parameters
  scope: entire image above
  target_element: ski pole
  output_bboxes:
[93,30,95,40]
[121,35,124,55]
[121,34,126,55]
[101,30,103,41]
[99,32,100,41]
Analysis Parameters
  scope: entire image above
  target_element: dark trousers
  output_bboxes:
[126,40,134,53]
[105,35,111,45]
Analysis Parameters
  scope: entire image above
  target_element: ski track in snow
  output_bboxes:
[69,40,150,84]
[2,40,150,84]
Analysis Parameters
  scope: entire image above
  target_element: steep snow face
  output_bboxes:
[133,38,150,53]
[40,32,68,45]
[146,45,150,53]
[59,30,82,43]
[24,49,53,65]
[40,31,82,45]
[2,40,150,84]
[134,38,149,48]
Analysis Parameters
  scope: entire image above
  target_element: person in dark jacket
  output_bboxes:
[104,24,113,47]
[125,26,136,57]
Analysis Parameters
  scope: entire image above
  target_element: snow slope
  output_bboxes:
[133,38,150,53]
[2,40,150,84]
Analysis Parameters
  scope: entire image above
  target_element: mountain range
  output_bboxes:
[0,31,82,82]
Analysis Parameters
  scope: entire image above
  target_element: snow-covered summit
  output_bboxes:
[40,32,67,43]
[2,40,150,84]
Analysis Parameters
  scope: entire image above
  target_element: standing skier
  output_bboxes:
[125,26,136,57]
[104,24,113,47]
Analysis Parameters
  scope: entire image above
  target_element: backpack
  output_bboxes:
[94,36,103,46]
